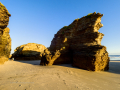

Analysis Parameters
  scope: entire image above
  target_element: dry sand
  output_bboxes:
[0,60,120,90]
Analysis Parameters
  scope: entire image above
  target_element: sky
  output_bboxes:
[1,0,120,55]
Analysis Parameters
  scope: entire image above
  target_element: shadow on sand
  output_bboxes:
[12,59,120,75]
[12,59,41,65]
[58,61,120,75]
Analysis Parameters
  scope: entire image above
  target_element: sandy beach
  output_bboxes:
[0,60,120,90]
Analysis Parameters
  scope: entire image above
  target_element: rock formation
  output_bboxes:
[0,2,11,64]
[41,12,109,71]
[72,45,109,71]
[40,49,61,66]
[10,43,47,60]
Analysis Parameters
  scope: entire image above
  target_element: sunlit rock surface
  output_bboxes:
[48,12,109,71]
[0,2,11,64]
[10,43,46,60]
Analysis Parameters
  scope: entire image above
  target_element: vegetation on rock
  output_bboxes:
[85,13,93,18]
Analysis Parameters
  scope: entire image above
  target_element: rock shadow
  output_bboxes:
[56,60,120,75]
[10,50,42,60]
[10,59,41,65]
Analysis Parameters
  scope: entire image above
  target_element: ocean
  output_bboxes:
[109,55,120,61]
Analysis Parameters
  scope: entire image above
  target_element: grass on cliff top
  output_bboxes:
[61,25,74,34]
[0,2,11,16]
[63,25,73,30]
[60,13,93,34]
[75,18,79,21]
[85,13,93,18]
[0,2,5,9]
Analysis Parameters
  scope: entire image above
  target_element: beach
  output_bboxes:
[0,60,120,90]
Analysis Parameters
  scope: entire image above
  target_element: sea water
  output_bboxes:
[109,55,120,61]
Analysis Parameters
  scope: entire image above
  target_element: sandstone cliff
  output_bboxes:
[10,43,47,60]
[0,2,11,64]
[41,12,109,71]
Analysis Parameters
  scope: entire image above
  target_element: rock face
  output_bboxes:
[10,43,47,60]
[46,12,109,71]
[40,49,61,66]
[72,45,109,71]
[0,2,11,64]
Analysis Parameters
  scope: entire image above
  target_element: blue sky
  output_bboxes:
[1,0,120,55]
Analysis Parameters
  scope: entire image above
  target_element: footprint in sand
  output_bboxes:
[66,69,73,75]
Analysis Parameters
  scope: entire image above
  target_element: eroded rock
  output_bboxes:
[0,2,11,64]
[40,49,61,66]
[10,43,46,60]
[72,45,109,71]
[48,12,109,71]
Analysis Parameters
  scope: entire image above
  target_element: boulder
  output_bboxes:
[48,12,109,71]
[10,43,47,60]
[0,2,11,64]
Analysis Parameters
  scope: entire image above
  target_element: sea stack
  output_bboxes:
[0,2,11,64]
[42,12,109,71]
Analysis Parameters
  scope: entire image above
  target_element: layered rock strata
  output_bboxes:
[0,2,11,64]
[72,45,109,71]
[10,43,47,60]
[42,12,109,71]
